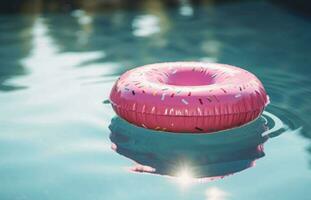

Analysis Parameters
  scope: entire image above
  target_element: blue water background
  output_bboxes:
[0,1,311,200]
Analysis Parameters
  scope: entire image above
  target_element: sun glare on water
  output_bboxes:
[174,166,195,188]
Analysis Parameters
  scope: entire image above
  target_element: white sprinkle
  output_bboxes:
[197,107,202,115]
[211,74,217,78]
[161,93,166,101]
[235,94,241,98]
[172,69,178,74]
[181,99,189,105]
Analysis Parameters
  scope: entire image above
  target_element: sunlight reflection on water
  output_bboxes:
[108,109,295,186]
[0,1,311,200]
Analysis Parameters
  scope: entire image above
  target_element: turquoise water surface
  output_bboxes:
[1,1,311,200]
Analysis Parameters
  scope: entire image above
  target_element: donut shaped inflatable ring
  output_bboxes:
[109,62,269,133]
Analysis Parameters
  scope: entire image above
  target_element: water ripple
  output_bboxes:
[108,103,302,183]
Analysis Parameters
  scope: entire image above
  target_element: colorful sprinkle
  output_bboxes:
[132,90,135,95]
[235,94,241,98]
[206,97,212,102]
[195,127,204,131]
[164,72,169,77]
[164,109,168,115]
[221,88,227,93]
[199,98,203,105]
[213,95,220,102]
[188,92,191,96]
[181,99,189,105]
[220,72,226,76]
[151,106,155,113]
[161,93,166,101]
[170,93,175,98]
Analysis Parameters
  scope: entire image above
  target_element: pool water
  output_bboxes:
[1,1,311,200]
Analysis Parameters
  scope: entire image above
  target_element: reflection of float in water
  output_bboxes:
[108,111,288,183]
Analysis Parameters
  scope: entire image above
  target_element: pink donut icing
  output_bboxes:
[109,62,269,133]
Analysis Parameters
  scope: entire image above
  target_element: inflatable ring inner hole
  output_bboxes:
[165,69,216,86]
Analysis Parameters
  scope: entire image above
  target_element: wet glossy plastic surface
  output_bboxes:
[110,62,269,132]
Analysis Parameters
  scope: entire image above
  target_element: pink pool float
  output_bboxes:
[109,62,269,133]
